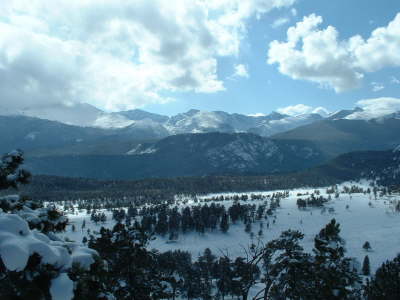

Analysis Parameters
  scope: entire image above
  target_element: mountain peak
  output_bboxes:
[118,109,169,123]
[185,109,201,116]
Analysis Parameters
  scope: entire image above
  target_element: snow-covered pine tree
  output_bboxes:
[312,219,361,299]
[263,230,315,299]
[88,222,166,299]
[0,150,30,190]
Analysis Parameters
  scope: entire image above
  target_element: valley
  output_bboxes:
[59,181,399,272]
[2,2,400,299]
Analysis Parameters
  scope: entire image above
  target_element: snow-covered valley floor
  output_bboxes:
[59,181,400,273]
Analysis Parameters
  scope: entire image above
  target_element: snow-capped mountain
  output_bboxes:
[118,109,169,123]
[0,104,329,137]
[249,113,324,136]
[3,103,400,147]
[119,119,170,139]
[0,103,134,128]
[161,109,325,136]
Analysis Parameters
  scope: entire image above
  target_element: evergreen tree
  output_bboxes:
[88,223,165,299]
[215,256,233,300]
[244,221,252,234]
[363,241,371,251]
[263,230,315,299]
[0,150,30,190]
[312,219,361,299]
[220,213,229,233]
[155,207,168,236]
[197,248,216,299]
[362,255,371,276]
[231,257,260,300]
[157,250,192,300]
[82,219,86,230]
[364,254,400,300]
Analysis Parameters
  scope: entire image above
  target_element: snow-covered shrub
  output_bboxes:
[0,150,101,300]
[0,150,30,190]
[0,212,97,299]
[0,195,68,233]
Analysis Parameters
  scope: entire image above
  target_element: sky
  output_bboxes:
[0,0,400,117]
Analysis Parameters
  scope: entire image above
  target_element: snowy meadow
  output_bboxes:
[58,180,400,273]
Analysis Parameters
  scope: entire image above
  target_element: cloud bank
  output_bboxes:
[347,97,400,120]
[277,104,330,116]
[268,13,400,92]
[0,0,295,111]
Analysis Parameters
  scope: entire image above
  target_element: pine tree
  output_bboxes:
[0,150,30,190]
[364,254,400,299]
[363,241,371,251]
[263,230,315,299]
[244,221,252,233]
[88,223,165,299]
[82,219,86,230]
[157,250,192,300]
[362,255,370,276]
[312,219,361,299]
[231,257,260,300]
[197,248,216,299]
[215,256,233,300]
[220,213,229,233]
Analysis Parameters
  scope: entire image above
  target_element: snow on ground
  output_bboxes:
[59,181,400,272]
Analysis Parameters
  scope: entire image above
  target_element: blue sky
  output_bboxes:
[145,0,400,116]
[0,0,399,116]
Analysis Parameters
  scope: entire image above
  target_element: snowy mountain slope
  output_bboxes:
[249,113,324,136]
[126,132,324,174]
[0,104,327,137]
[163,109,324,136]
[379,146,400,184]
[0,102,135,129]
[118,109,169,123]
[0,115,160,156]
[120,119,170,139]
[303,146,400,187]
[4,101,400,141]
[273,118,400,158]
[327,107,364,120]
[22,132,325,179]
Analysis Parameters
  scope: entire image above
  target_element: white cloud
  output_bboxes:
[291,8,297,17]
[231,64,250,78]
[371,82,384,92]
[347,97,400,120]
[311,106,330,116]
[0,0,295,112]
[268,13,400,92]
[247,112,266,117]
[391,76,400,84]
[277,103,329,116]
[272,17,290,28]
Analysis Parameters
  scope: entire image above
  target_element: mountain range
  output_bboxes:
[1,104,400,180]
[0,102,363,137]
